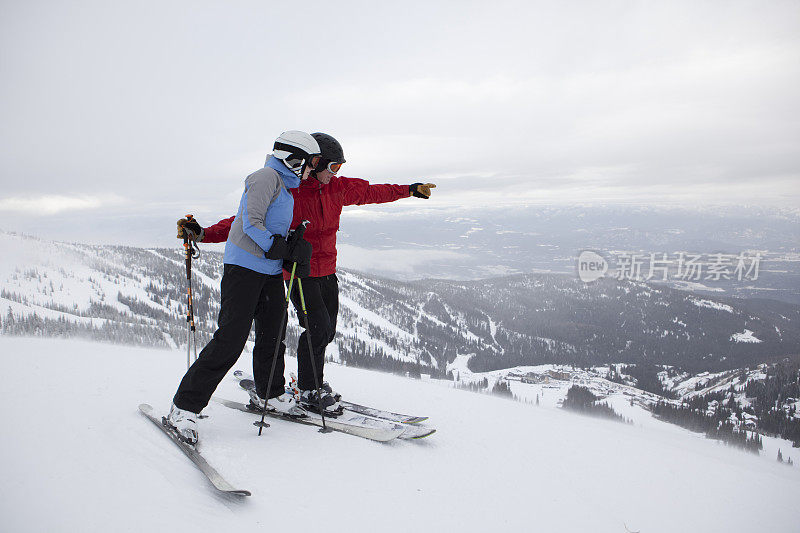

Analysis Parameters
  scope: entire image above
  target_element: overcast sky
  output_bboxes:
[1,0,798,246]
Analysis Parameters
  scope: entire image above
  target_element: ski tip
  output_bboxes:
[403,416,428,424]
[139,403,153,414]
[231,490,252,497]
[411,429,436,439]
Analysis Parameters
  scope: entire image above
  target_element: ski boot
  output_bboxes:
[288,373,342,416]
[247,387,306,418]
[321,381,342,402]
[164,403,199,446]
[298,387,344,417]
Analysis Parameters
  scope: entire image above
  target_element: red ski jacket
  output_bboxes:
[202,176,410,278]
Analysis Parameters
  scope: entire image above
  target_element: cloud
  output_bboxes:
[0,194,125,215]
[1,1,799,246]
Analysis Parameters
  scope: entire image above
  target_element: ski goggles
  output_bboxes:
[317,159,343,174]
[286,154,322,172]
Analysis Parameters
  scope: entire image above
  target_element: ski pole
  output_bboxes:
[295,277,332,433]
[256,220,309,436]
[182,214,200,370]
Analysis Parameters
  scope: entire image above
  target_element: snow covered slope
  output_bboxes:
[446,357,800,466]
[1,336,798,533]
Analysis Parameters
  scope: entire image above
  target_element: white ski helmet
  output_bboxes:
[272,130,321,177]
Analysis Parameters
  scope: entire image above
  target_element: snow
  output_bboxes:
[3,336,799,532]
[0,296,106,327]
[673,281,726,293]
[145,248,221,290]
[338,295,415,343]
[336,295,420,364]
[731,329,762,343]
[456,362,800,470]
[459,226,483,238]
[692,298,734,313]
[0,233,193,324]
[2,230,799,530]
[445,353,475,378]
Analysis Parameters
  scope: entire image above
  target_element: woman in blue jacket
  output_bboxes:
[166,131,320,446]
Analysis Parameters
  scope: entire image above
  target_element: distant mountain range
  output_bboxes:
[344,270,799,375]
[1,231,797,378]
[336,204,800,304]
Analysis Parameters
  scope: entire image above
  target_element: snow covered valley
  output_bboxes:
[1,336,798,533]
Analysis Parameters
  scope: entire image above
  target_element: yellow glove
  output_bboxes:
[409,183,436,199]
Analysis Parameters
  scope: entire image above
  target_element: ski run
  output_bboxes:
[2,336,799,532]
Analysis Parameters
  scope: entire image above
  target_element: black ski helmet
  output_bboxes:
[311,133,346,164]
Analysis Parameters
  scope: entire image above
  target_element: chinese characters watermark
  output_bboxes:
[577,251,762,283]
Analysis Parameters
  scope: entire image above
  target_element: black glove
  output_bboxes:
[284,258,310,278]
[409,182,436,199]
[177,217,203,241]
[265,235,289,259]
[266,234,312,277]
[287,239,312,264]
[283,240,312,277]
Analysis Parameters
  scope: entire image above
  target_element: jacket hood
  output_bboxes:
[264,155,301,189]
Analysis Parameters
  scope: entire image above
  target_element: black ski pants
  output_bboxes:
[288,274,339,391]
[173,264,288,413]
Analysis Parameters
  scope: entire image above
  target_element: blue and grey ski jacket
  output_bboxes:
[223,156,301,274]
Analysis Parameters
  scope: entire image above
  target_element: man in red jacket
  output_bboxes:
[179,133,435,414]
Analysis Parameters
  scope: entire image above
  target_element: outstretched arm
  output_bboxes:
[341,177,436,206]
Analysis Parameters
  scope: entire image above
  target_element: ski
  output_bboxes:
[232,369,429,425]
[211,397,405,442]
[235,378,430,439]
[395,421,436,440]
[234,376,434,440]
[339,401,429,425]
[138,403,251,497]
